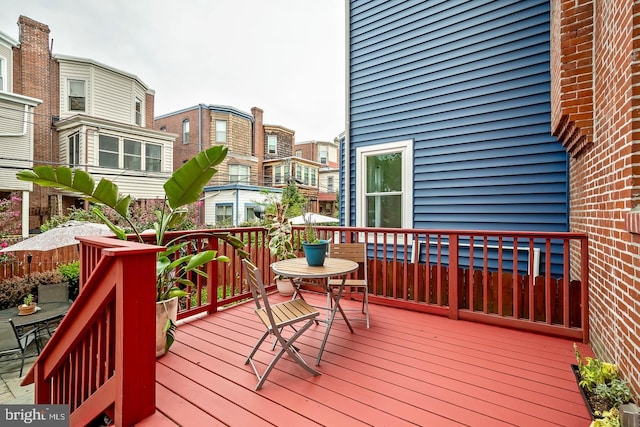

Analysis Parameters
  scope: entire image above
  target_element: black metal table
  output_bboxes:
[0,301,71,326]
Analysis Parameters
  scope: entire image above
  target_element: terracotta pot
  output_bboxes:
[18,303,36,315]
[276,278,295,296]
[156,297,179,358]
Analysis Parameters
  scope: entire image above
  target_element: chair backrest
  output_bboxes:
[0,321,21,354]
[8,319,36,351]
[38,283,70,303]
[242,259,278,328]
[329,243,367,277]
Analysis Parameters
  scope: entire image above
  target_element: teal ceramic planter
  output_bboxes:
[302,240,329,266]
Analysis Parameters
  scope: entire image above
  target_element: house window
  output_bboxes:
[357,140,413,229]
[229,164,249,183]
[68,79,86,112]
[145,144,161,172]
[274,166,282,184]
[295,149,302,157]
[135,98,142,126]
[267,135,277,154]
[245,205,258,222]
[215,120,227,143]
[327,176,334,192]
[182,119,190,144]
[68,132,80,167]
[0,57,5,91]
[311,169,317,186]
[296,164,302,181]
[215,204,233,225]
[98,135,120,168]
[304,167,309,185]
[124,139,142,170]
[320,149,327,164]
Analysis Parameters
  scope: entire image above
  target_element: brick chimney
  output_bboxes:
[252,107,264,185]
[15,16,59,227]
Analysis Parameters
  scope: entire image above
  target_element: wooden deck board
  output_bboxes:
[141,293,594,427]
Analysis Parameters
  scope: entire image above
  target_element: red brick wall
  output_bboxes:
[154,107,204,171]
[14,16,59,228]
[551,0,640,398]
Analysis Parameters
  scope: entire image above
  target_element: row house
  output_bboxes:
[294,139,339,216]
[0,29,41,237]
[2,16,175,233]
[155,106,322,226]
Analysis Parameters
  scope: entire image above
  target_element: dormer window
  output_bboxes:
[320,149,327,164]
[182,119,190,144]
[68,79,86,112]
[135,98,142,126]
[0,57,6,91]
[267,135,277,154]
[215,120,227,142]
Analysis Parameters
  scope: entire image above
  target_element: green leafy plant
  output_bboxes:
[0,271,62,309]
[302,210,320,243]
[267,201,296,261]
[17,145,249,351]
[589,408,620,427]
[58,261,80,300]
[574,343,631,421]
[594,378,632,409]
[23,293,34,306]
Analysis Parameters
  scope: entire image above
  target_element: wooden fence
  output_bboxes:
[0,247,80,281]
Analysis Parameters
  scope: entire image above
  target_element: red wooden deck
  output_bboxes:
[140,292,593,427]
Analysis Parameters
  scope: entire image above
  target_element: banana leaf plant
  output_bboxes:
[17,145,249,349]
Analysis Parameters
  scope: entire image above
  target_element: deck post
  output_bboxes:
[449,234,459,320]
[114,251,157,426]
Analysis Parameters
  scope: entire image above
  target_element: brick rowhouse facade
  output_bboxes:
[551,0,640,398]
[13,16,60,229]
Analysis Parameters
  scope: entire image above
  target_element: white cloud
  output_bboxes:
[0,0,345,142]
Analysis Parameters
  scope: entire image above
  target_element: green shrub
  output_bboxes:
[58,261,80,300]
[0,270,64,309]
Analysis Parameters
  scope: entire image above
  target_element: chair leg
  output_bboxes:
[363,287,370,328]
[250,319,320,390]
[245,331,269,365]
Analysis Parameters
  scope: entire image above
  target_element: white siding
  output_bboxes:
[59,62,92,118]
[203,189,270,226]
[0,41,12,91]
[59,58,147,126]
[0,99,34,191]
[93,66,132,123]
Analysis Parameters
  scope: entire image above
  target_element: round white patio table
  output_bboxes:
[271,257,359,365]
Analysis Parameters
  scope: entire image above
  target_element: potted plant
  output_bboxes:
[17,145,248,356]
[301,212,330,266]
[18,293,36,315]
[266,200,297,295]
[572,343,633,423]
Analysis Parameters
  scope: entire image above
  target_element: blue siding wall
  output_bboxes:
[348,0,568,232]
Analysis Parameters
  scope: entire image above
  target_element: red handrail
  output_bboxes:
[22,237,163,426]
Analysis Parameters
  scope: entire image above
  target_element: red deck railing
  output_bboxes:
[22,236,163,426]
[21,226,588,425]
[176,226,589,342]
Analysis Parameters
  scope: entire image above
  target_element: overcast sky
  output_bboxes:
[0,0,345,142]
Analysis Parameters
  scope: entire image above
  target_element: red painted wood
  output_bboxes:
[139,292,594,426]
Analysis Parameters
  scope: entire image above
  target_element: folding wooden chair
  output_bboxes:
[328,243,370,328]
[242,259,321,390]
